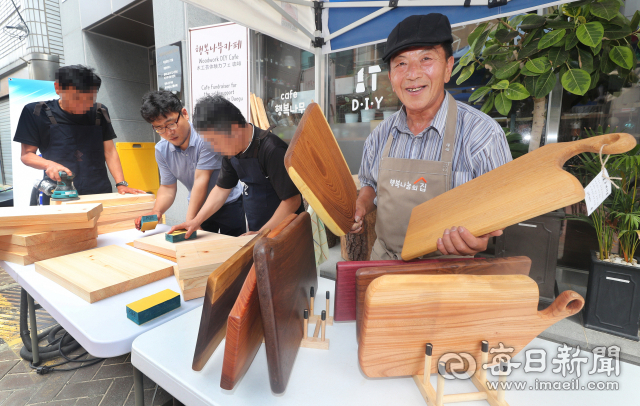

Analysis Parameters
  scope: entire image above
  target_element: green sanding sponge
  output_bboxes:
[126,289,180,325]
[165,229,197,243]
[140,214,158,231]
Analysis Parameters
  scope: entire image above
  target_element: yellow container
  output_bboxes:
[116,142,159,195]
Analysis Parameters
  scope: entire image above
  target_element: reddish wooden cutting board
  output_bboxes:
[354,256,532,341]
[359,274,584,377]
[334,257,476,321]
[284,103,357,236]
[191,229,270,371]
[402,133,637,260]
[220,214,298,390]
[255,212,317,394]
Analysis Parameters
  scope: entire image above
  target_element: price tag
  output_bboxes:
[584,169,612,216]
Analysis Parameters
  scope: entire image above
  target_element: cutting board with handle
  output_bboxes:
[284,103,357,236]
[402,133,637,260]
[220,214,298,390]
[254,212,317,394]
[35,245,174,303]
[191,228,270,371]
[359,274,584,377]
[354,256,532,341]
[334,257,476,321]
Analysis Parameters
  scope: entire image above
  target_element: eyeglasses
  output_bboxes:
[153,114,181,134]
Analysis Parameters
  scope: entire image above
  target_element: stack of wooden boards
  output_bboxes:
[0,204,103,265]
[249,93,270,129]
[51,192,159,234]
[133,231,255,300]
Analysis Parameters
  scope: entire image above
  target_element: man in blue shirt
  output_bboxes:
[135,91,245,236]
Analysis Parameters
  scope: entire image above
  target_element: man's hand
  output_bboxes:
[437,226,503,256]
[349,203,367,234]
[135,210,161,231]
[45,163,72,182]
[117,185,146,195]
[169,218,203,239]
[240,231,259,237]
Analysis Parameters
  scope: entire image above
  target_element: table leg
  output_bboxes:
[133,366,144,406]
[27,293,40,366]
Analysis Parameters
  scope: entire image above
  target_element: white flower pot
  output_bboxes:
[360,109,377,122]
[344,113,358,123]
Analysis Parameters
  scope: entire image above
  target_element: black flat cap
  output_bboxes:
[382,13,453,63]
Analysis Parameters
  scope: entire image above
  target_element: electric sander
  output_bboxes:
[34,171,79,201]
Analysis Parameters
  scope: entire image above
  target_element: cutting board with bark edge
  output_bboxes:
[354,256,532,341]
[402,133,637,260]
[284,103,357,236]
[358,274,584,377]
[220,214,298,390]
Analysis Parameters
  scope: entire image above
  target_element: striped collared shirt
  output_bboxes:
[359,92,512,204]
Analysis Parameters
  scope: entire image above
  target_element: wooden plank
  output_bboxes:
[249,93,260,127]
[284,103,357,236]
[255,212,317,393]
[192,228,271,371]
[0,203,103,227]
[50,192,155,207]
[97,220,136,235]
[35,245,174,303]
[175,235,255,280]
[97,209,152,225]
[256,96,270,128]
[220,214,298,389]
[0,239,98,266]
[175,274,206,301]
[126,242,175,262]
[358,275,584,377]
[0,216,99,236]
[354,257,532,341]
[101,201,154,216]
[403,133,637,260]
[0,227,98,247]
[134,231,234,260]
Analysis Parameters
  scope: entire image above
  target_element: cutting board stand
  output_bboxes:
[300,288,330,350]
[413,341,510,406]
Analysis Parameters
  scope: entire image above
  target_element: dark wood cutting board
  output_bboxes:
[191,229,270,371]
[354,256,532,341]
[254,212,317,394]
[334,257,476,321]
[220,214,298,390]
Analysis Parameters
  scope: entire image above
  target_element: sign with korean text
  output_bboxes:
[157,42,183,101]
[189,22,250,119]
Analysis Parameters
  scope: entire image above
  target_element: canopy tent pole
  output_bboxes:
[319,0,509,8]
[315,43,323,108]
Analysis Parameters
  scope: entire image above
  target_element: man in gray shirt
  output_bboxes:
[135,91,245,236]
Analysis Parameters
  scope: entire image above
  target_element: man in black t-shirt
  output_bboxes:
[169,95,304,237]
[14,65,144,204]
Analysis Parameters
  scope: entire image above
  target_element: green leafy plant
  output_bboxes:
[503,127,529,159]
[457,0,639,152]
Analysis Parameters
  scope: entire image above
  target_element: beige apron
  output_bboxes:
[371,94,457,260]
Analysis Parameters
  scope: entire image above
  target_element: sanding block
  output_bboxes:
[140,215,158,231]
[126,289,181,325]
[166,229,197,243]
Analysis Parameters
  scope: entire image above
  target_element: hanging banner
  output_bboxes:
[189,22,250,121]
[157,41,184,103]
[9,78,58,207]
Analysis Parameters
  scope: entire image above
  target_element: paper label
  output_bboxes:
[584,169,612,216]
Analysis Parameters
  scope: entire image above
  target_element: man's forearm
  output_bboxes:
[357,186,377,216]
[21,151,54,171]
[186,180,209,221]
[153,185,177,215]
[258,195,301,232]
[104,148,125,184]
[193,186,231,224]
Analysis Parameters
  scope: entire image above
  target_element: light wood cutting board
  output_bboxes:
[50,192,155,206]
[35,245,174,303]
[402,133,637,260]
[0,216,99,236]
[0,227,98,247]
[0,203,102,227]
[284,103,357,236]
[175,235,256,280]
[358,274,584,377]
[134,231,235,259]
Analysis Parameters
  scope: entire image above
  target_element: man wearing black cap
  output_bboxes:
[350,13,512,260]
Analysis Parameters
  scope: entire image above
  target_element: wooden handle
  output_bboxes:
[538,290,584,321]
[560,133,636,160]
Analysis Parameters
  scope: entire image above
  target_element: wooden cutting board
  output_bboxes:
[358,274,584,377]
[334,258,475,321]
[175,235,255,280]
[134,231,236,259]
[35,245,174,303]
[0,227,98,247]
[0,239,98,266]
[97,209,152,225]
[50,192,155,206]
[255,212,317,394]
[0,203,103,227]
[101,201,154,215]
[354,256,532,341]
[402,133,637,260]
[220,214,298,390]
[284,103,357,236]
[1,215,99,236]
[191,229,270,371]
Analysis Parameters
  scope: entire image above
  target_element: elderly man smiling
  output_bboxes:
[351,13,512,260]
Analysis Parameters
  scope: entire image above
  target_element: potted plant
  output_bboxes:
[339,96,358,123]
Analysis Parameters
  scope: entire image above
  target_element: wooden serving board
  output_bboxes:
[354,256,532,341]
[0,239,98,266]
[402,133,637,260]
[255,212,317,394]
[50,192,155,206]
[35,245,174,303]
[0,203,102,227]
[134,231,233,260]
[358,274,584,377]
[175,235,255,280]
[284,103,357,236]
[192,229,270,371]
[334,258,475,321]
[1,216,99,236]
[220,214,298,390]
